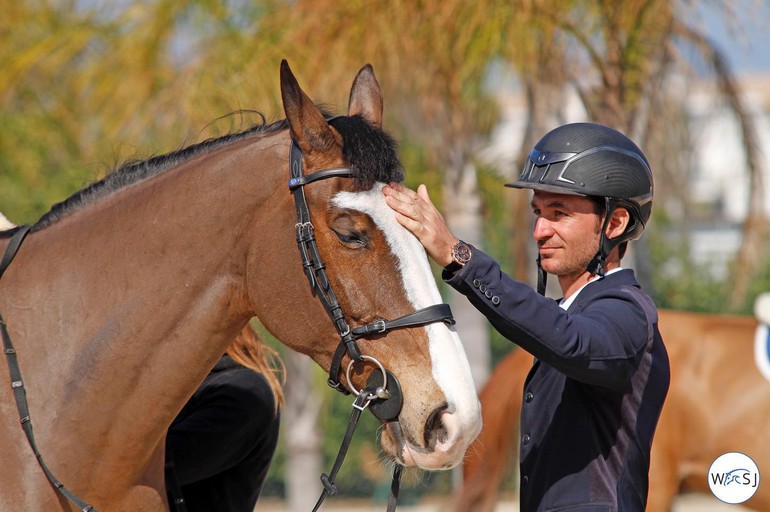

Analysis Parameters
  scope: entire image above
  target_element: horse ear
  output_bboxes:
[348,64,383,129]
[280,60,336,154]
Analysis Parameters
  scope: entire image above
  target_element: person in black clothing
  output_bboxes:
[383,123,669,512]
[165,325,284,512]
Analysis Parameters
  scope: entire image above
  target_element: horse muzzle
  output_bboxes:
[383,400,482,470]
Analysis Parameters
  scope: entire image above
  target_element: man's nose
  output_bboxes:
[533,217,553,241]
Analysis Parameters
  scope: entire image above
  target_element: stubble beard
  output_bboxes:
[540,237,600,280]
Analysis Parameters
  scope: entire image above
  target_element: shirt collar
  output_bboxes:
[559,267,623,310]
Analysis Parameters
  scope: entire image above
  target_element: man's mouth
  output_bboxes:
[539,246,560,255]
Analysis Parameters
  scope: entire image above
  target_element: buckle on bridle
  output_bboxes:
[327,379,345,390]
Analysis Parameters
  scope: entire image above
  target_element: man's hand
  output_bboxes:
[382,182,458,267]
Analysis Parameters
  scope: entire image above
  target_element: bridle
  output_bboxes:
[0,133,456,512]
[287,135,456,511]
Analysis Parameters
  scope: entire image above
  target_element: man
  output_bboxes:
[383,123,670,511]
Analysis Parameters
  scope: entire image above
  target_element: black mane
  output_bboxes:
[31,111,403,231]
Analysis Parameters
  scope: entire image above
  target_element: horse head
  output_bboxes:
[249,61,482,470]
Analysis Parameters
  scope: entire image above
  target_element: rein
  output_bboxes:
[288,138,455,511]
[0,226,98,512]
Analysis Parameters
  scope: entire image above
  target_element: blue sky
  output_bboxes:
[703,2,770,74]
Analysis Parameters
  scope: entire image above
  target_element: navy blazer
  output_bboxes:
[166,355,280,512]
[447,247,669,512]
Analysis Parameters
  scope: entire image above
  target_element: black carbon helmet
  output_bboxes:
[506,123,654,283]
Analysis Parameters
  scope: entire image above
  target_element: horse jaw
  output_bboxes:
[332,184,482,470]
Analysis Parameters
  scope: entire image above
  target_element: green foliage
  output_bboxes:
[740,254,770,314]
[649,249,731,313]
[644,211,770,316]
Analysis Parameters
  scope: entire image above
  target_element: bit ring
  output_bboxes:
[345,355,388,397]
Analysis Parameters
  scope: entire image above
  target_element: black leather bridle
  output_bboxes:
[287,136,455,511]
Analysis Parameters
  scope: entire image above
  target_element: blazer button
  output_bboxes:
[522,475,529,486]
[525,392,534,403]
[491,296,500,305]
[522,434,531,445]
[472,279,481,288]
[484,290,492,298]
[479,284,487,293]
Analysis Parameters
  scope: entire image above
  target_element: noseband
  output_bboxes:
[288,137,455,511]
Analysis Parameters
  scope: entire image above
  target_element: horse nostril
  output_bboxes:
[423,403,449,447]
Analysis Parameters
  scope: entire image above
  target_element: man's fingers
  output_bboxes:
[385,185,424,217]
[416,184,433,206]
[394,212,425,236]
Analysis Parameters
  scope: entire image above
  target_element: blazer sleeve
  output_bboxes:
[445,247,651,390]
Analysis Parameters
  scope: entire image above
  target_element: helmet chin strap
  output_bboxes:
[587,197,627,277]
[536,254,547,296]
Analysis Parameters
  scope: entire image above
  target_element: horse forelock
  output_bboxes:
[329,115,404,190]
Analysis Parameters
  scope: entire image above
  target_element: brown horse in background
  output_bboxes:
[0,62,481,511]
[458,309,770,511]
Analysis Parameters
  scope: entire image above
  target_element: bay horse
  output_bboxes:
[457,308,770,511]
[0,61,481,511]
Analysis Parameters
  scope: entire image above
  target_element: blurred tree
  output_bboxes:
[499,0,768,312]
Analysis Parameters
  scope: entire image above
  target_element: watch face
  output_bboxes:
[454,242,471,264]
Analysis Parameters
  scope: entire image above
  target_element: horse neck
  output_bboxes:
[1,130,291,479]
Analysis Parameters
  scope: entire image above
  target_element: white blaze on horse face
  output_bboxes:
[333,184,481,468]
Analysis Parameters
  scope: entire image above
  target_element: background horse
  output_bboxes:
[0,62,481,511]
[458,308,769,512]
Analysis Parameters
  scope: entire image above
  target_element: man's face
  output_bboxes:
[530,190,602,278]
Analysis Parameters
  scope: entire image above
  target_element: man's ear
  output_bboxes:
[606,207,630,239]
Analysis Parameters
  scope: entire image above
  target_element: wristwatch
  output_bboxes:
[444,240,472,273]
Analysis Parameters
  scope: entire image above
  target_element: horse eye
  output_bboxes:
[334,230,368,248]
